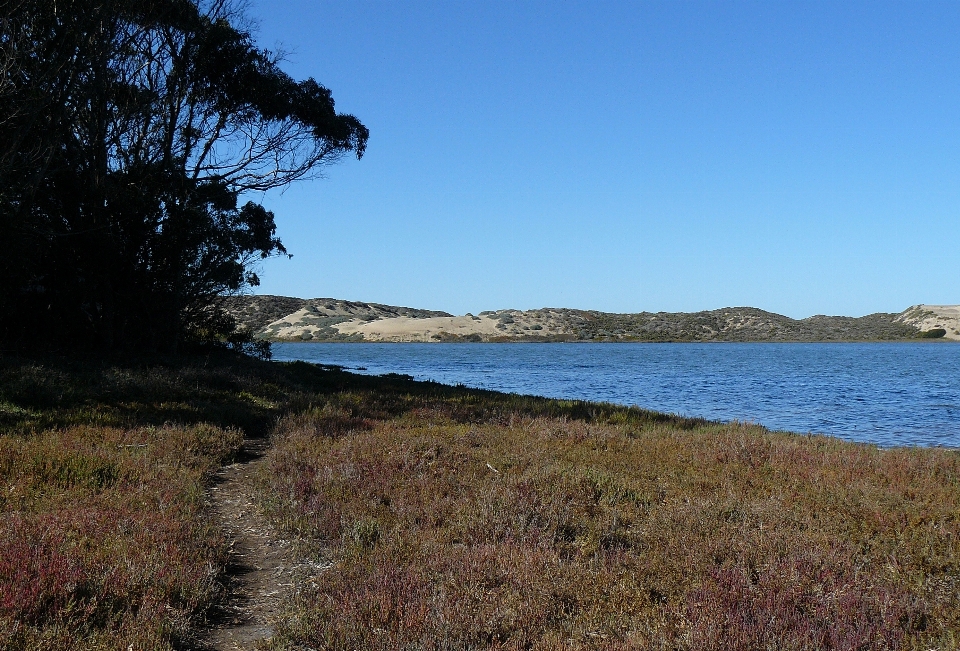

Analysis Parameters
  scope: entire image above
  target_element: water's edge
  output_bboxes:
[272,342,960,448]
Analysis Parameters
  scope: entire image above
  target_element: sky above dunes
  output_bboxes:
[247,0,960,318]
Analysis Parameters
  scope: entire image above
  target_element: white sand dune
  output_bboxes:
[896,305,960,340]
[333,315,503,341]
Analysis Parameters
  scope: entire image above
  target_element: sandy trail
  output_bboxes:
[203,438,297,650]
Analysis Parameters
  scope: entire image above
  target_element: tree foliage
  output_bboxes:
[0,0,367,353]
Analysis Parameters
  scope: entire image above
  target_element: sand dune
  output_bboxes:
[335,315,502,341]
[230,297,960,343]
[896,305,960,341]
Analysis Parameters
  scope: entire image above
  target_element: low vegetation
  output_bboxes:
[0,354,318,649]
[257,385,960,650]
[0,422,240,649]
[1,354,958,649]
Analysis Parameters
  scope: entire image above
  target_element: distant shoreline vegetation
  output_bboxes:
[274,337,954,344]
[225,295,959,344]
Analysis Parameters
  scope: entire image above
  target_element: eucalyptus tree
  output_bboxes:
[0,0,367,352]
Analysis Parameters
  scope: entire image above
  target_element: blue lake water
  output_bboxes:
[271,342,960,448]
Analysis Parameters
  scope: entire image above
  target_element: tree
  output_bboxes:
[0,0,367,353]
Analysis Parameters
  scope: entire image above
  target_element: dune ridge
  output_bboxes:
[225,296,959,343]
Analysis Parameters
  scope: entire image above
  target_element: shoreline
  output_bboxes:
[269,337,960,344]
[268,344,960,449]
[2,354,959,647]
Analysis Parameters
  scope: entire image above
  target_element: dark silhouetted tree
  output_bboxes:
[0,0,367,353]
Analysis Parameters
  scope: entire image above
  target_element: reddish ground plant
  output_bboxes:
[2,357,958,649]
[685,548,914,650]
[0,355,398,649]
[257,394,960,650]
[0,424,242,649]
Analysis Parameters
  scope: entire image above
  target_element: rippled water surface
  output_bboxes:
[272,342,960,447]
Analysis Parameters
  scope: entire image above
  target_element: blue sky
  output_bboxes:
[247,0,960,318]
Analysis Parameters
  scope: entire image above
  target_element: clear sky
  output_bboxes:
[246,0,960,318]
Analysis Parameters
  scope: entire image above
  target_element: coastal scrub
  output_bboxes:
[0,423,241,649]
[257,389,960,650]
[1,356,958,649]
[0,355,301,650]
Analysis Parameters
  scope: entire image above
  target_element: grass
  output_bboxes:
[0,353,958,649]
[256,389,960,650]
[0,422,240,649]
[0,353,328,650]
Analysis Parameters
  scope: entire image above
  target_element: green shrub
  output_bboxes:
[920,328,947,338]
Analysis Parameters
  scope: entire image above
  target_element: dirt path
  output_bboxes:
[203,438,299,650]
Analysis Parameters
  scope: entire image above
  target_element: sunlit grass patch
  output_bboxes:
[0,423,242,650]
[0,353,365,649]
[3,354,958,649]
[259,393,960,650]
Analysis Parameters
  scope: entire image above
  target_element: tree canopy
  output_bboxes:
[0,0,367,353]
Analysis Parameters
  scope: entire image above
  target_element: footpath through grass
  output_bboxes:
[0,354,958,650]
[0,354,328,650]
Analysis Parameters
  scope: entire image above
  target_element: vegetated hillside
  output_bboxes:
[224,295,453,338]
[222,295,309,333]
[225,296,930,342]
[548,307,919,342]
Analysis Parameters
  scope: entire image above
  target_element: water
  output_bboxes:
[271,342,960,448]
